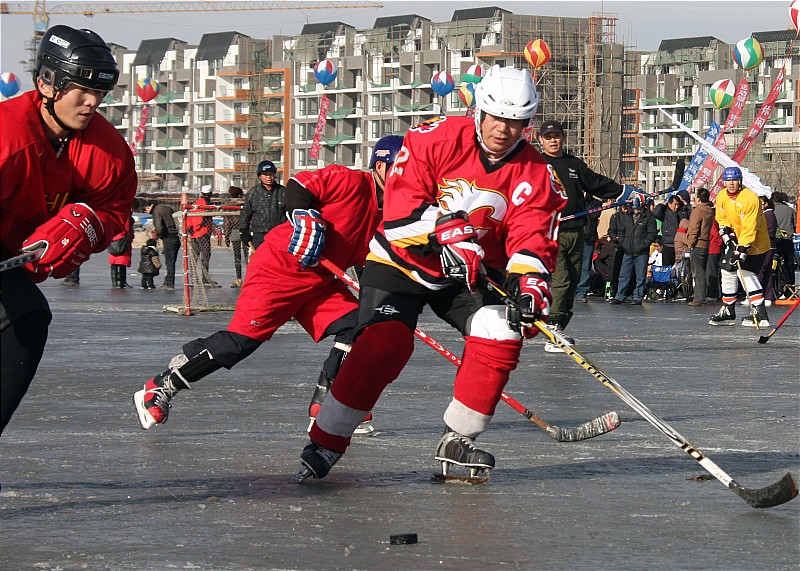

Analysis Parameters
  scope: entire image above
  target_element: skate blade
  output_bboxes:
[353,423,374,436]
[544,342,565,353]
[297,465,315,482]
[132,390,157,430]
[431,473,490,485]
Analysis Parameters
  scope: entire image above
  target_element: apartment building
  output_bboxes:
[626,29,799,193]
[98,6,625,195]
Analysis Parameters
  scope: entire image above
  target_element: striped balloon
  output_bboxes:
[459,82,476,107]
[791,0,800,34]
[732,37,763,71]
[524,39,551,69]
[709,78,736,110]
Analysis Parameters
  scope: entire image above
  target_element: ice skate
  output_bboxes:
[133,354,191,429]
[709,304,736,326]
[544,324,575,353]
[741,303,770,328]
[297,441,343,482]
[432,430,494,484]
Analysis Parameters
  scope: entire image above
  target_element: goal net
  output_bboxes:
[163,207,245,315]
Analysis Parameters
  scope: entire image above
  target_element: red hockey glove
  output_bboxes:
[505,273,552,339]
[432,211,484,292]
[22,203,103,282]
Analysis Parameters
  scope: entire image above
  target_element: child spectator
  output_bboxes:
[138,238,161,289]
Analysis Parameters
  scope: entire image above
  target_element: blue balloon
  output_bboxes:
[314,59,338,86]
[431,71,454,97]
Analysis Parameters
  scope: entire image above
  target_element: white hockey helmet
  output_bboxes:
[474,65,539,126]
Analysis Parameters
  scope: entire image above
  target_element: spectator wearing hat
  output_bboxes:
[608,193,658,306]
[241,160,286,252]
[537,119,633,350]
[654,194,689,267]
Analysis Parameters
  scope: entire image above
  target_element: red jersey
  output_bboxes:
[186,197,214,238]
[271,165,381,272]
[0,90,137,255]
[368,115,567,290]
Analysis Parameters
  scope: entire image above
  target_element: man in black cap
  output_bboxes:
[240,160,286,252]
[537,120,632,352]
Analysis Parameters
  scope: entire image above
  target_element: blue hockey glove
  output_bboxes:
[288,209,326,268]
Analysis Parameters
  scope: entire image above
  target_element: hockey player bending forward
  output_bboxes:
[709,167,771,327]
[298,65,567,483]
[133,136,404,431]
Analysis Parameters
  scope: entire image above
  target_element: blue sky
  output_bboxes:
[1,0,795,90]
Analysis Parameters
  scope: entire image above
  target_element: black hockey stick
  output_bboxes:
[0,249,42,273]
[560,158,685,222]
[482,274,798,508]
[758,298,800,344]
[319,258,620,442]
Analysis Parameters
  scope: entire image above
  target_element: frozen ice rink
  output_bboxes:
[1,252,798,570]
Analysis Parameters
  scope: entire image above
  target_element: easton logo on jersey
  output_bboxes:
[437,178,508,236]
[410,115,447,134]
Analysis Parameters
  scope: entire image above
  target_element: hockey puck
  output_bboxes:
[389,533,418,545]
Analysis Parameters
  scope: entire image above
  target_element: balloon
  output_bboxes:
[732,37,763,71]
[135,77,160,102]
[313,59,338,86]
[791,0,800,34]
[0,71,21,97]
[431,71,454,97]
[709,79,736,110]
[458,82,476,107]
[524,39,551,69]
[462,64,484,84]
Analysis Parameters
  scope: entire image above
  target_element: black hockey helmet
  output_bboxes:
[36,25,119,93]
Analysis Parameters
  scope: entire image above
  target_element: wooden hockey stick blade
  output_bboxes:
[482,274,798,508]
[319,258,620,442]
[757,298,800,344]
[499,393,619,441]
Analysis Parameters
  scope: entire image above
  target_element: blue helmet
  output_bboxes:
[369,135,404,169]
[722,166,742,181]
[631,192,647,210]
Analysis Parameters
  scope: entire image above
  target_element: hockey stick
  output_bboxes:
[0,249,43,273]
[318,258,620,441]
[481,274,798,508]
[560,158,685,223]
[758,297,800,344]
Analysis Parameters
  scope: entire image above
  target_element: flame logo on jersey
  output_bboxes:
[410,115,447,134]
[547,164,568,200]
[437,178,508,235]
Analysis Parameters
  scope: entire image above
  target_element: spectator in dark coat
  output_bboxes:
[654,194,689,266]
[757,196,778,304]
[609,194,658,305]
[138,238,161,289]
[146,199,180,290]
[240,160,286,251]
[772,191,797,292]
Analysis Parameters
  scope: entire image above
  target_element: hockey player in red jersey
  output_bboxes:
[132,136,403,432]
[298,65,568,482]
[0,25,136,434]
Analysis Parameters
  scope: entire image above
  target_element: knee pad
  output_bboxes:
[465,305,521,341]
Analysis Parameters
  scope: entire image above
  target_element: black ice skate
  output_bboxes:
[297,441,343,482]
[741,303,770,328]
[709,304,736,326]
[432,430,495,485]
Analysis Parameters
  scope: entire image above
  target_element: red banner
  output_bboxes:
[130,105,150,156]
[309,94,329,160]
[692,78,749,188]
[709,68,785,197]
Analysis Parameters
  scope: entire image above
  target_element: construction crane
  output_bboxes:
[1,1,383,40]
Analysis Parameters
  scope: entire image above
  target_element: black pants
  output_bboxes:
[161,234,181,288]
[231,240,242,279]
[141,274,156,288]
[0,260,52,435]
